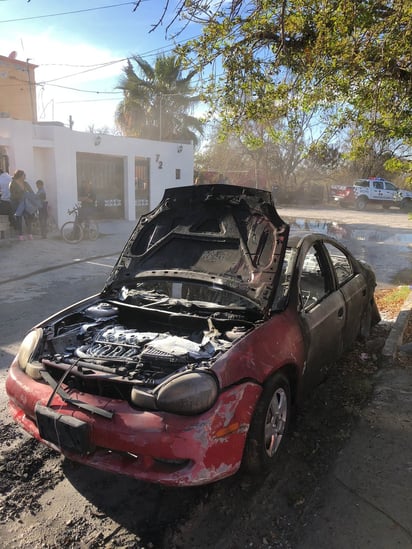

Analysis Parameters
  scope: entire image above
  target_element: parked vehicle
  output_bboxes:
[331,178,412,210]
[6,184,380,486]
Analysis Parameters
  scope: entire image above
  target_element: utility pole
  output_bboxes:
[159,94,162,141]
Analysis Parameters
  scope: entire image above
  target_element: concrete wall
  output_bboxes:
[0,118,194,226]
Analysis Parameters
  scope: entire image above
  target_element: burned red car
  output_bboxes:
[6,184,380,486]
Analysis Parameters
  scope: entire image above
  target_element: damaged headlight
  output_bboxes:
[17,328,44,380]
[131,371,219,415]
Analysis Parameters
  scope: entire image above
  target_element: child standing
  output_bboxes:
[35,179,48,238]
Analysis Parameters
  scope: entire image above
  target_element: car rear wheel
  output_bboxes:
[356,196,368,210]
[359,302,372,340]
[359,298,380,340]
[401,198,412,211]
[243,373,291,474]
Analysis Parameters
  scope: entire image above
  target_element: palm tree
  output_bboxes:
[116,54,203,144]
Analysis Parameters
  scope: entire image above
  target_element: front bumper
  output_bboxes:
[6,359,261,486]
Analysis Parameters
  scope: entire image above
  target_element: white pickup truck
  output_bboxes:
[331,178,412,211]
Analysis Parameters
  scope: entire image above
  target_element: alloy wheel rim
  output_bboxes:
[264,387,288,457]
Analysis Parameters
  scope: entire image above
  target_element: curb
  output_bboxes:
[381,291,412,364]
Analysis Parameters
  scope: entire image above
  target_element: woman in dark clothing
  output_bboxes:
[10,169,37,240]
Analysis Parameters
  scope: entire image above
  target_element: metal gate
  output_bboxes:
[76,153,124,219]
[135,157,150,219]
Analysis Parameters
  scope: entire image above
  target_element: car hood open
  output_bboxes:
[104,184,289,314]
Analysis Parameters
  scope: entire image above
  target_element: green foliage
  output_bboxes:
[115,54,203,143]
[307,142,342,171]
[385,157,412,186]
[141,1,412,167]
[377,286,410,309]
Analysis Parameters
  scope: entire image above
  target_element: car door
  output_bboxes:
[370,180,385,200]
[324,242,369,350]
[383,181,398,202]
[298,242,345,391]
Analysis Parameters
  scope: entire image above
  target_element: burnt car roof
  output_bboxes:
[104,184,289,312]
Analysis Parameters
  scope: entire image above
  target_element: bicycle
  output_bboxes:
[60,205,99,244]
[31,205,58,237]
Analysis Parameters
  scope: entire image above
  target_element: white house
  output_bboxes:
[0,116,194,227]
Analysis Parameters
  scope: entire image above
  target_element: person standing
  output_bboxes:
[78,180,96,223]
[10,170,38,240]
[0,169,14,228]
[35,179,48,238]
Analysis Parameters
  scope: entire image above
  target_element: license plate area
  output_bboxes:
[35,403,93,455]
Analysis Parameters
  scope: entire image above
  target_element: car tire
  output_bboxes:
[242,372,291,474]
[401,198,412,211]
[359,302,372,340]
[356,196,368,210]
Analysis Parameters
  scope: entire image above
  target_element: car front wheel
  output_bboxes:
[243,373,291,474]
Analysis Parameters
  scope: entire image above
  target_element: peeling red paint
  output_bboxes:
[7,360,261,486]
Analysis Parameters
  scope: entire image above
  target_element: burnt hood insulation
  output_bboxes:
[104,184,289,314]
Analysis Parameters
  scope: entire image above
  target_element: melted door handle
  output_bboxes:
[338,307,344,318]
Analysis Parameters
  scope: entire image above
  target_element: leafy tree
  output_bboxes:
[135,1,412,158]
[196,110,330,192]
[306,143,342,174]
[116,54,203,143]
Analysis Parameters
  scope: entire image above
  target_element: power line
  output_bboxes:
[36,35,199,72]
[0,2,210,101]
[22,36,201,89]
[56,98,121,104]
[41,71,219,96]
[34,38,203,91]
[0,2,142,24]
[1,61,219,96]
[44,82,123,93]
[41,58,129,84]
[0,1,204,93]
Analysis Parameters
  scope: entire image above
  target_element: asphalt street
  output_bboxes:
[1,208,411,548]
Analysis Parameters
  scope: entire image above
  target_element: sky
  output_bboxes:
[0,1,199,132]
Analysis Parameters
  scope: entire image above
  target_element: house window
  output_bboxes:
[175,169,181,180]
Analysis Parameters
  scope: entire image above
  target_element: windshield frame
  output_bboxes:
[107,275,262,313]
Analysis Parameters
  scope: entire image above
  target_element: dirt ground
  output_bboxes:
[0,290,409,549]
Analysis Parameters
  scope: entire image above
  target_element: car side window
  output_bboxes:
[299,246,328,311]
[373,181,383,190]
[385,182,397,191]
[324,243,353,286]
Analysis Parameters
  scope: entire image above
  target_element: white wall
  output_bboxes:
[0,118,194,226]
